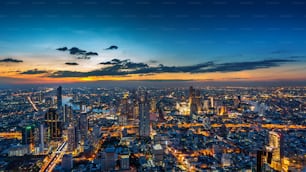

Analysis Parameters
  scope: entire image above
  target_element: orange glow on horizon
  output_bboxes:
[1,64,306,84]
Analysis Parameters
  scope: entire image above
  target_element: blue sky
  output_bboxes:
[0,0,306,83]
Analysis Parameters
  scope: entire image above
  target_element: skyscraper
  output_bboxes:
[57,86,62,113]
[22,125,35,152]
[39,124,45,153]
[67,125,76,152]
[189,86,195,107]
[138,89,150,138]
[265,131,283,171]
[45,108,62,141]
[189,86,201,116]
[79,112,88,140]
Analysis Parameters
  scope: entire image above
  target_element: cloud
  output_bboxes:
[20,69,48,74]
[56,46,98,60]
[86,52,98,56]
[193,59,296,73]
[104,45,118,50]
[49,58,297,78]
[56,47,68,51]
[65,62,79,65]
[69,47,86,55]
[149,60,158,64]
[99,58,124,65]
[0,58,23,63]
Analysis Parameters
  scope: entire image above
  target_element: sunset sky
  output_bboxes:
[0,0,306,85]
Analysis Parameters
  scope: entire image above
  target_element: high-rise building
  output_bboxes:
[22,125,34,145]
[119,154,130,170]
[210,97,214,108]
[45,108,62,141]
[61,154,73,171]
[195,90,202,111]
[22,125,35,152]
[39,124,45,153]
[133,101,139,120]
[39,91,44,104]
[57,86,62,113]
[79,112,88,140]
[265,131,283,171]
[119,94,129,124]
[153,144,164,166]
[150,98,157,113]
[189,86,202,116]
[138,89,150,138]
[67,125,76,152]
[203,99,209,111]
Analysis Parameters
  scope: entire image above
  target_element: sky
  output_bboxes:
[0,0,306,85]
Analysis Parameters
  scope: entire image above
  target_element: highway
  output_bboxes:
[40,142,67,172]
[27,96,39,112]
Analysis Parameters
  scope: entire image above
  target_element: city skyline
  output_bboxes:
[1,0,306,85]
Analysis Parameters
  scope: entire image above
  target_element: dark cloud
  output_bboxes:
[99,58,124,65]
[104,45,118,50]
[0,58,23,63]
[56,46,98,60]
[20,69,48,74]
[56,47,68,51]
[99,61,115,65]
[193,59,296,73]
[65,62,79,65]
[69,47,86,55]
[49,58,297,78]
[86,52,98,56]
[111,58,121,63]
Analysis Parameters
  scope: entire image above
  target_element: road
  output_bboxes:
[40,142,67,172]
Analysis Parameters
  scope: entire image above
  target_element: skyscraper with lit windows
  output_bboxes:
[138,89,150,138]
[45,108,62,141]
[57,86,62,113]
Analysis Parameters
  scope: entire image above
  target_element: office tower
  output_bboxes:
[203,99,209,111]
[266,131,283,170]
[150,98,157,113]
[119,154,130,170]
[189,86,197,116]
[62,154,73,171]
[67,125,76,152]
[79,112,88,140]
[45,108,62,141]
[22,126,35,152]
[256,150,263,172]
[210,97,214,108]
[195,90,202,112]
[153,144,164,166]
[39,91,43,103]
[39,124,44,153]
[119,94,129,124]
[133,101,139,120]
[75,128,81,150]
[189,86,195,104]
[63,104,68,123]
[121,93,129,115]
[190,102,198,116]
[138,89,150,138]
[101,147,116,171]
[63,104,73,124]
[57,86,62,113]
